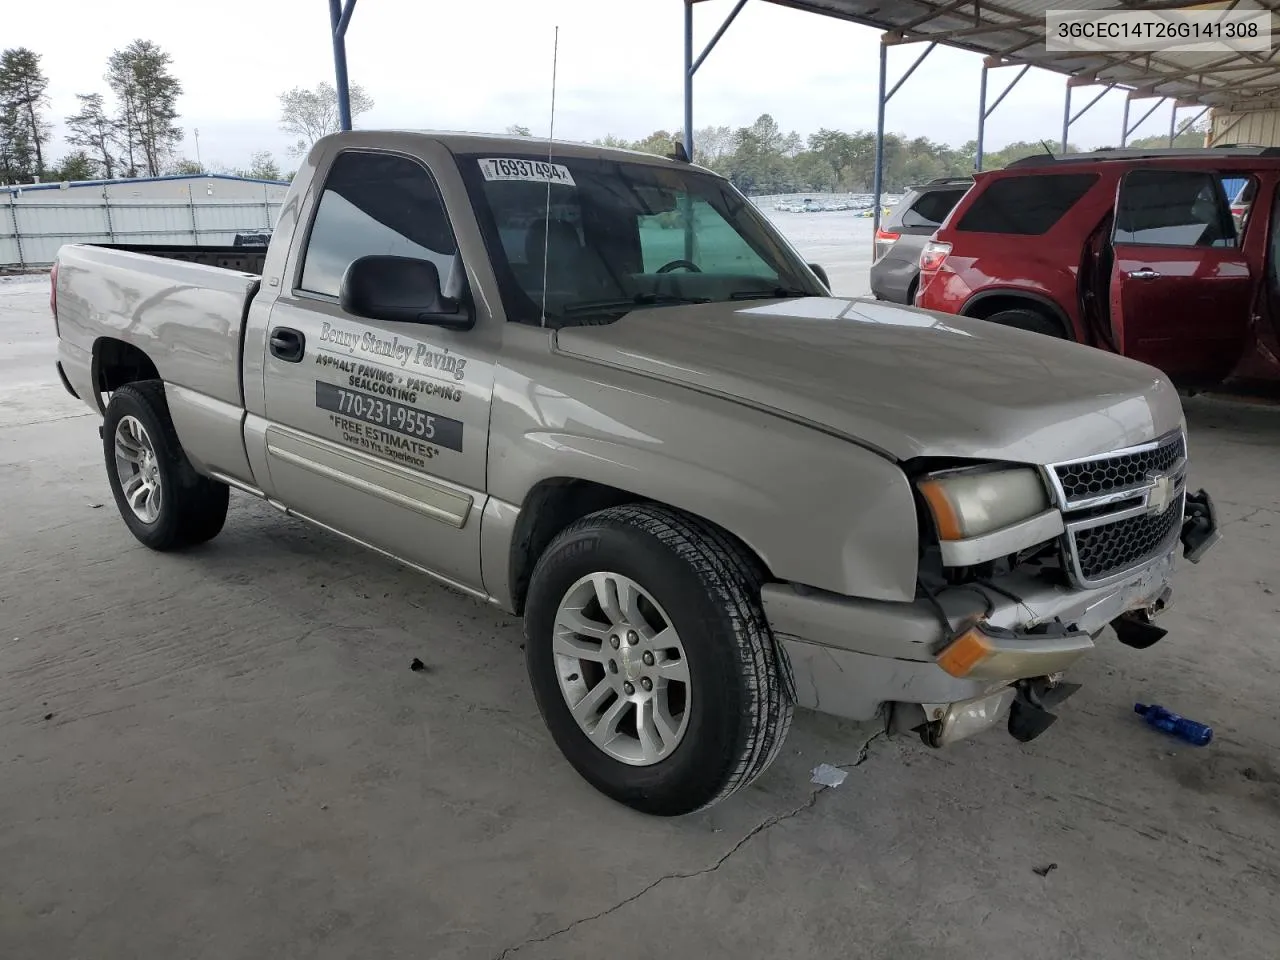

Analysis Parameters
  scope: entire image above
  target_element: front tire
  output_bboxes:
[525,504,793,816]
[103,381,229,550]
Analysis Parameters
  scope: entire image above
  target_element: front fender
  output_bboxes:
[486,357,920,605]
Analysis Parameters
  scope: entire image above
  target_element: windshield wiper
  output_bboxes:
[728,287,811,301]
[563,293,712,315]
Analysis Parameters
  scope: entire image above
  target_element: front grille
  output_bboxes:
[1054,433,1185,505]
[1070,493,1184,583]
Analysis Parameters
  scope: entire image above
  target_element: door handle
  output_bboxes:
[1127,268,1161,280]
[269,326,305,362]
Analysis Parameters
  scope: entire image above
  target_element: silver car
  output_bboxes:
[870,177,971,304]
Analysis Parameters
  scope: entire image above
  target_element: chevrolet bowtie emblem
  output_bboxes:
[1145,471,1176,516]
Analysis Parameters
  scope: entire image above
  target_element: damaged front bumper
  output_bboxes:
[763,488,1221,747]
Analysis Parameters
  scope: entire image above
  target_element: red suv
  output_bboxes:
[916,147,1280,393]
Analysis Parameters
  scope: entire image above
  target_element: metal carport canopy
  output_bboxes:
[681,1,1280,235]
[744,1,1280,110]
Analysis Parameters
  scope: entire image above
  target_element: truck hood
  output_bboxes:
[553,297,1183,464]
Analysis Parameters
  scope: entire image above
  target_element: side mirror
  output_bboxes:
[808,262,830,290]
[339,255,472,330]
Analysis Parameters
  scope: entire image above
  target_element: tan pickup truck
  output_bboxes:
[51,131,1220,815]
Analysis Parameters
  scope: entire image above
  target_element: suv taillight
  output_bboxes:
[919,240,951,273]
[873,227,900,262]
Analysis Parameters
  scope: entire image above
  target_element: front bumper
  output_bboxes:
[764,489,1221,743]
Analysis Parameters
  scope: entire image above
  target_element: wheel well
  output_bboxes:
[94,338,160,397]
[962,294,1071,338]
[906,276,919,304]
[506,479,769,616]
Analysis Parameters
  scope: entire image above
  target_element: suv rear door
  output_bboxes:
[1109,168,1253,385]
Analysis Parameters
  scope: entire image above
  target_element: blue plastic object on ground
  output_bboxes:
[1134,702,1213,746]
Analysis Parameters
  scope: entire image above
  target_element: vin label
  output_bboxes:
[316,381,463,452]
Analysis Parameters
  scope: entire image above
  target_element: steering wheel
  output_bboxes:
[655,259,702,274]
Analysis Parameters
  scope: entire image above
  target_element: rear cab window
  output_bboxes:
[956,173,1098,235]
[1114,169,1238,248]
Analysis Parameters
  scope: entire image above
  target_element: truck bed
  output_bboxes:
[56,243,261,412]
[84,243,266,276]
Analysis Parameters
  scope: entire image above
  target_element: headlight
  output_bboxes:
[917,468,1049,540]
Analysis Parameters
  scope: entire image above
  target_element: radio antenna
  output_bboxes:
[540,25,560,329]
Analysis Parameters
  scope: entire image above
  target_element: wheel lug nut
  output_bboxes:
[623,681,635,695]
[642,651,654,666]
[609,635,620,649]
[627,630,639,645]
[640,677,652,692]
[608,660,618,674]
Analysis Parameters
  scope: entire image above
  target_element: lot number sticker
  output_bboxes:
[478,158,576,186]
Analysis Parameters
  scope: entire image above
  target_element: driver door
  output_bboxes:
[1109,168,1253,386]
[261,149,495,590]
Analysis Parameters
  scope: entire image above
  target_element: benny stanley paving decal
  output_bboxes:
[312,321,467,471]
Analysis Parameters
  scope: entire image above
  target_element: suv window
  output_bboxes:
[1115,169,1237,248]
[299,151,458,297]
[901,188,967,228]
[956,173,1097,235]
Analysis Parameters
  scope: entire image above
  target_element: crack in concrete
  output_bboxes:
[493,729,886,960]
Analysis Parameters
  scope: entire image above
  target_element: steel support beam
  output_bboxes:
[1059,81,1114,154]
[1121,94,1168,146]
[683,0,749,161]
[329,0,359,131]
[873,41,888,239]
[976,62,1029,172]
[872,40,936,238]
[1173,105,1211,144]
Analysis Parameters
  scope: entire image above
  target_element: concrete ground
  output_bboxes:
[2,272,1278,960]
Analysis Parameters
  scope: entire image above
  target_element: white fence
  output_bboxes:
[1,193,283,267]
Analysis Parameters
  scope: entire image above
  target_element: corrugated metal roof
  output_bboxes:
[3,173,289,195]
[759,1,1280,110]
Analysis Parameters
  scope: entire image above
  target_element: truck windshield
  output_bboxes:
[456,152,823,326]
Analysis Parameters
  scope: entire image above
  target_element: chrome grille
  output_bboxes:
[1050,430,1187,587]
[1053,432,1186,507]
[1070,493,1184,583]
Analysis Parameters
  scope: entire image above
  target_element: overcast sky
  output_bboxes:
[10,0,1185,170]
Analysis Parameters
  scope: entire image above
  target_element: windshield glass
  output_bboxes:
[455,152,824,326]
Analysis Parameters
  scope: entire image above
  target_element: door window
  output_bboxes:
[1114,169,1238,248]
[299,151,458,297]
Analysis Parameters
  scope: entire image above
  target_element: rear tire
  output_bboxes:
[983,307,1068,339]
[103,381,229,551]
[524,504,794,816]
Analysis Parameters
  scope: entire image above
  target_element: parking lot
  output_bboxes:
[2,271,1279,959]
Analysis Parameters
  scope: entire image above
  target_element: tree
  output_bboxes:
[279,82,374,158]
[693,125,734,169]
[592,134,630,149]
[0,48,51,178]
[506,124,531,137]
[65,93,120,180]
[53,151,98,182]
[630,129,681,157]
[0,105,34,183]
[107,40,183,178]
[238,150,281,181]
[168,157,204,175]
